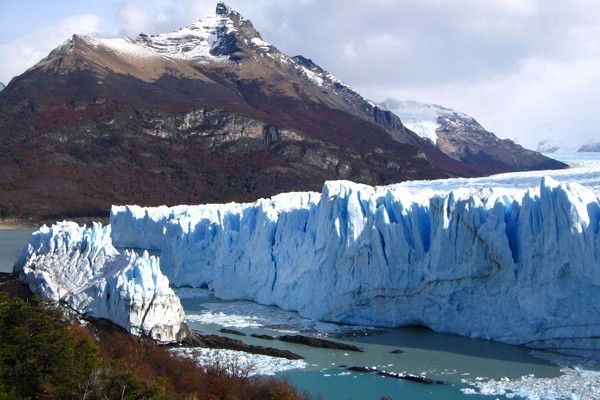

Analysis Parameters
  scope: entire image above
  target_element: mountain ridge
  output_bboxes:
[0,2,565,220]
[579,141,600,152]
[378,99,564,174]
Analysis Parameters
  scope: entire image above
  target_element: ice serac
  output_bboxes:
[110,177,600,359]
[110,205,177,250]
[14,221,187,343]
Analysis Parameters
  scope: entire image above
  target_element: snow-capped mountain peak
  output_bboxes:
[378,99,478,143]
[376,98,562,174]
[130,2,267,62]
[34,2,269,71]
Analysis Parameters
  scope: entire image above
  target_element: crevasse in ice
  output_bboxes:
[111,177,600,359]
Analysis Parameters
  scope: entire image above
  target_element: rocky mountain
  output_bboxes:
[379,99,564,173]
[0,3,565,220]
[579,141,600,152]
[537,139,562,153]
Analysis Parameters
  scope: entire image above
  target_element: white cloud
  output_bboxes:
[470,57,600,148]
[341,43,357,60]
[117,3,153,36]
[1,0,599,149]
[114,0,218,37]
[0,14,104,83]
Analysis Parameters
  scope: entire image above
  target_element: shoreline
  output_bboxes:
[0,216,109,231]
[0,219,39,231]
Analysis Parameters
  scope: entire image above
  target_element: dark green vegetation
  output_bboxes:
[0,294,101,399]
[0,278,313,400]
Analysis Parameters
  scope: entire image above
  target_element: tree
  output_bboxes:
[0,294,101,399]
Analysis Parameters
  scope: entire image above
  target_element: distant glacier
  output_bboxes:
[109,163,600,359]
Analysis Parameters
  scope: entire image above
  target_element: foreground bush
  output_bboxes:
[0,294,103,399]
[0,293,313,399]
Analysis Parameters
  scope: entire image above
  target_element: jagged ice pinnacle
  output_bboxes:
[111,175,600,360]
[14,222,187,343]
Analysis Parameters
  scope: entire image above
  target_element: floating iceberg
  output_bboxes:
[14,221,187,343]
[111,176,600,359]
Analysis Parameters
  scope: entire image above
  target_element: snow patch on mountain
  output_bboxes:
[249,37,271,52]
[0,82,5,91]
[579,141,600,152]
[135,17,232,61]
[92,37,163,60]
[291,55,350,92]
[14,221,187,343]
[132,2,252,62]
[378,99,476,143]
[111,165,600,359]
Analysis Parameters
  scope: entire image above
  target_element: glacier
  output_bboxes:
[14,221,187,343]
[110,172,600,360]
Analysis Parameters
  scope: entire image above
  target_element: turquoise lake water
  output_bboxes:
[180,295,565,400]
[0,227,37,273]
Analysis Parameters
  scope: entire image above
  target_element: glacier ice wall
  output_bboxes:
[14,221,187,343]
[111,178,600,358]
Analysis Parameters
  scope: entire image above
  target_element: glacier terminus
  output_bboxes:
[14,165,600,360]
[109,173,600,360]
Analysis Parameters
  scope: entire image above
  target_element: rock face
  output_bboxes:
[111,175,600,360]
[378,99,565,175]
[579,142,600,152]
[14,221,187,343]
[0,3,564,220]
[537,139,562,153]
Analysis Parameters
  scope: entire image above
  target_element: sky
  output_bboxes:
[1,0,599,150]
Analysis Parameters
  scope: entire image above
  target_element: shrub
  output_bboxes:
[0,293,313,400]
[0,294,101,399]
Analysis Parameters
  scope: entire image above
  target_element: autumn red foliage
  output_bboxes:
[91,319,314,400]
